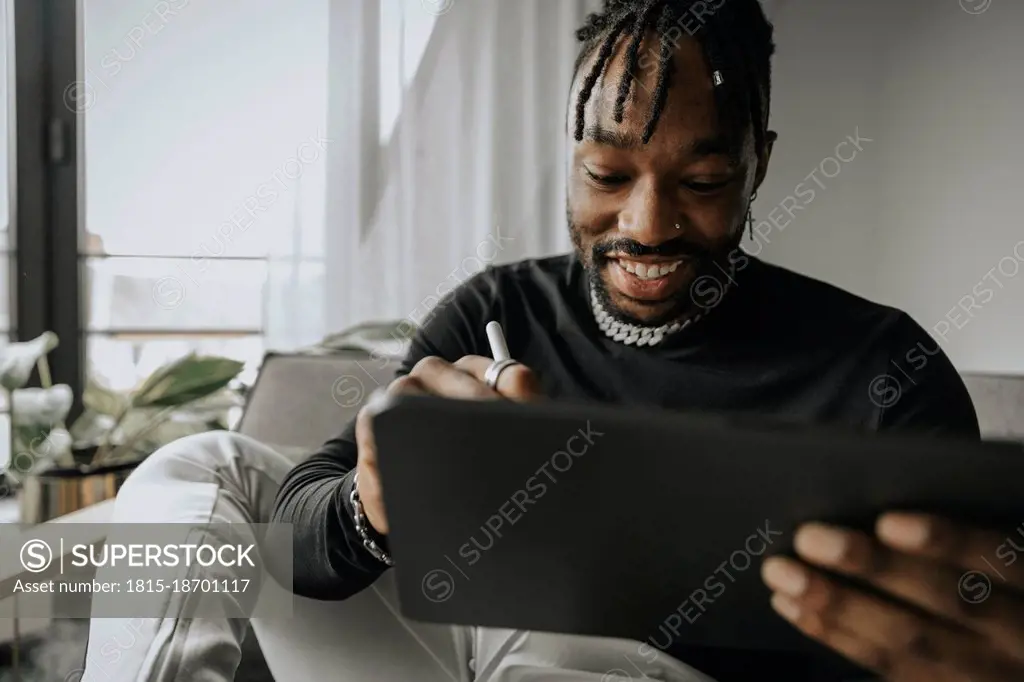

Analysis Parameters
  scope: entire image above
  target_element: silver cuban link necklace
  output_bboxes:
[590,261,737,347]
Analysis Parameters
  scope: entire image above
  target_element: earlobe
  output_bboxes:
[763,130,778,161]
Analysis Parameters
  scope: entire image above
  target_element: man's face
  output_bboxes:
[567,32,772,326]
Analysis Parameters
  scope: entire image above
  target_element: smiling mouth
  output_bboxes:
[604,256,696,303]
[611,257,685,281]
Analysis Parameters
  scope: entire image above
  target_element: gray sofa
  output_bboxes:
[232,350,1024,679]
[237,350,398,455]
[961,374,1024,440]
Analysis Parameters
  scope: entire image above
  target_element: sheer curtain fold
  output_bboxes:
[324,0,599,334]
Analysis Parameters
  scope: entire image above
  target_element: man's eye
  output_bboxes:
[684,180,731,194]
[584,168,629,186]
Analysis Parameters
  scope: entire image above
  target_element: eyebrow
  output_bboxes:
[582,126,741,160]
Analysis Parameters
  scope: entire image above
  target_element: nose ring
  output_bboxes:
[674,223,682,230]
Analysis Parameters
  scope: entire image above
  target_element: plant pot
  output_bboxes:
[18,458,139,524]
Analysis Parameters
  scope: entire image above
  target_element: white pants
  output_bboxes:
[81,432,715,682]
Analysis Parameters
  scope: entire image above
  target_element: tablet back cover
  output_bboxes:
[373,395,1024,673]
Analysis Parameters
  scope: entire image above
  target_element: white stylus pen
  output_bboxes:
[486,320,511,362]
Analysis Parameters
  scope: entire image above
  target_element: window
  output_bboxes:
[80,0,330,390]
[10,0,444,410]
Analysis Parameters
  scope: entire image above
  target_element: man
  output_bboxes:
[275,1,1024,680]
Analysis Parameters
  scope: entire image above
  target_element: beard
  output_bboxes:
[568,209,744,327]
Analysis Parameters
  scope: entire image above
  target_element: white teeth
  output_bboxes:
[617,259,682,280]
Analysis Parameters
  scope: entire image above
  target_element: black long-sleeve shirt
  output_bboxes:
[271,253,980,681]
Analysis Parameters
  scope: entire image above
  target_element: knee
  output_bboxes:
[127,430,253,486]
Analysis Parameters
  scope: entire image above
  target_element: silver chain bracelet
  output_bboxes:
[350,472,394,566]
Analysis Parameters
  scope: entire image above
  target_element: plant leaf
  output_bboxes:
[177,388,244,421]
[11,385,73,468]
[102,414,218,464]
[83,379,130,417]
[0,332,59,391]
[33,428,74,470]
[68,409,117,446]
[131,355,244,408]
[12,385,74,426]
[137,418,217,453]
[114,408,162,442]
[12,421,54,460]
[10,426,73,475]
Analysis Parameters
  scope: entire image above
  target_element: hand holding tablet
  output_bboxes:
[764,511,1024,680]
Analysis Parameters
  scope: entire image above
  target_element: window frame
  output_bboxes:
[2,0,17,340]
[12,0,83,419]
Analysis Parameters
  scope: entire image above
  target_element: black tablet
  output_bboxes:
[372,395,1024,668]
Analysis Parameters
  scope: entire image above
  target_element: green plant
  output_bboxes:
[1,332,245,483]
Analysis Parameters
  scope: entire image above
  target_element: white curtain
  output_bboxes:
[323,0,600,333]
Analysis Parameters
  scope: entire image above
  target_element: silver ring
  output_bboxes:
[484,358,520,390]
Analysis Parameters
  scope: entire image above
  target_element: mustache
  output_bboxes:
[592,237,713,262]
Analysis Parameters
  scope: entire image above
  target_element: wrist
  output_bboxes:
[350,472,394,566]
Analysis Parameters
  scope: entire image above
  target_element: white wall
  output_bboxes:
[872,0,1024,375]
[743,0,885,302]
[754,0,1023,374]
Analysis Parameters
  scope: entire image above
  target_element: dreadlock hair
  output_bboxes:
[573,0,775,152]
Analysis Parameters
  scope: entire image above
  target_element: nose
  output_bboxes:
[617,177,680,245]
